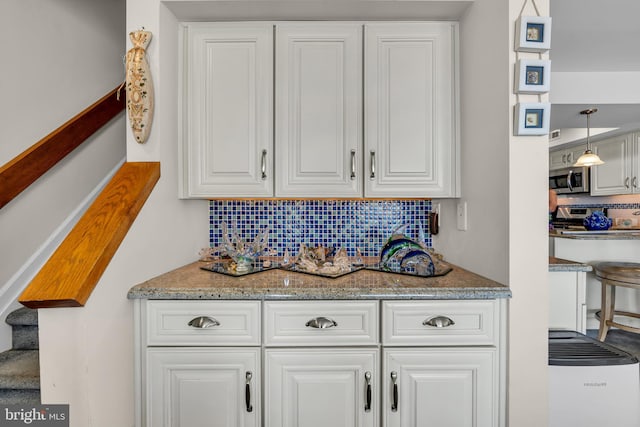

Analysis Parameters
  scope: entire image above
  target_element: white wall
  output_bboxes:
[0,0,126,350]
[38,1,549,426]
[434,0,550,426]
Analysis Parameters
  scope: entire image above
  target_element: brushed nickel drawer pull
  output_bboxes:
[187,316,220,329]
[423,316,455,328]
[305,316,338,329]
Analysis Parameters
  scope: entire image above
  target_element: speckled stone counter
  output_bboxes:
[550,230,640,240]
[128,261,511,300]
[549,257,592,272]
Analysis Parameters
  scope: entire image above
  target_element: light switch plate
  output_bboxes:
[457,201,468,231]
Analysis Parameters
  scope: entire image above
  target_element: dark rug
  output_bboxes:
[586,329,640,359]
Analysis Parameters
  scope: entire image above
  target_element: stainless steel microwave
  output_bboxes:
[549,166,590,194]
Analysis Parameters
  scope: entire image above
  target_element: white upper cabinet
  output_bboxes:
[275,23,363,197]
[179,23,274,198]
[364,23,459,198]
[179,22,459,199]
[591,132,639,196]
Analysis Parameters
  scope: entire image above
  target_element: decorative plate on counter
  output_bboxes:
[280,264,365,279]
[366,262,453,278]
[200,261,280,277]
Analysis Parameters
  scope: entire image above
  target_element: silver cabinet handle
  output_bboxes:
[423,315,455,328]
[187,316,220,328]
[350,149,356,180]
[567,170,574,192]
[390,371,398,412]
[364,371,372,412]
[261,149,267,180]
[626,177,630,188]
[568,152,573,163]
[305,316,338,329]
[369,150,376,179]
[633,177,638,188]
[245,371,253,412]
[562,154,567,164]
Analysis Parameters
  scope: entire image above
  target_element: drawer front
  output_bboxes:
[264,301,379,346]
[382,300,498,346]
[146,300,261,346]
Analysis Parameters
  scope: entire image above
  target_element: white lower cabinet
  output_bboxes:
[382,348,496,427]
[147,348,260,427]
[265,348,378,427]
[136,299,504,427]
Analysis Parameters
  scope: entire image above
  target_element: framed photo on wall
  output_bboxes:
[515,16,552,52]
[514,102,550,136]
[515,59,551,93]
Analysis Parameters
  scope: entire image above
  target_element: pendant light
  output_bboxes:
[573,108,604,167]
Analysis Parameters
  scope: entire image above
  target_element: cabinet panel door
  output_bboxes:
[591,135,631,195]
[549,149,568,171]
[383,348,496,427]
[275,23,362,197]
[365,23,458,198]
[265,348,378,427]
[147,348,260,427]
[180,24,273,197]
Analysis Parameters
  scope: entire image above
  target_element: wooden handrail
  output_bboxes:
[0,86,125,209]
[19,162,160,309]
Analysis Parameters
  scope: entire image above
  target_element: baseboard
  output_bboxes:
[0,158,125,352]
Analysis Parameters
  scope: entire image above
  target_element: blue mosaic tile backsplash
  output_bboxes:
[209,200,432,257]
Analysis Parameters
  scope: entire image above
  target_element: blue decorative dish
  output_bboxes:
[583,211,612,231]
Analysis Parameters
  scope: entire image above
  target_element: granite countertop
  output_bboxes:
[128,261,511,300]
[550,230,640,240]
[549,256,592,272]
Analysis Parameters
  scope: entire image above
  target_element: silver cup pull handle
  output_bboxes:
[188,316,220,329]
[423,316,455,328]
[305,316,338,329]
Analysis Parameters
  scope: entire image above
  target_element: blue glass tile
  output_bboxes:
[209,199,433,257]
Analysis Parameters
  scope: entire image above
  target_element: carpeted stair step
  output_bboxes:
[6,308,38,350]
[0,349,40,405]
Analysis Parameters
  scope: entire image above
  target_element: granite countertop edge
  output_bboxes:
[548,256,592,272]
[128,261,512,301]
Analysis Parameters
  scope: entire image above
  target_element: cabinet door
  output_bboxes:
[383,348,497,427]
[265,348,378,427]
[275,23,363,197]
[365,23,459,198]
[180,23,273,198]
[549,149,569,171]
[591,135,632,195]
[147,348,260,427]
[632,133,640,193]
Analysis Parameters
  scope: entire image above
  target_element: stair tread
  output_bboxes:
[0,350,39,390]
[6,308,38,327]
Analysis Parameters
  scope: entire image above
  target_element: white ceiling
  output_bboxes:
[550,0,640,143]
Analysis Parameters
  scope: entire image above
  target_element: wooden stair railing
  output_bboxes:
[0,86,125,209]
[19,162,160,308]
